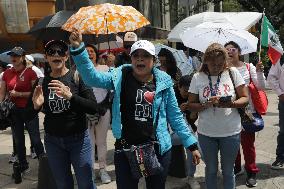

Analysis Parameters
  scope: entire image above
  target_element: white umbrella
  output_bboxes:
[168,12,262,42]
[29,53,46,62]
[155,44,193,76]
[180,22,258,55]
[0,51,11,64]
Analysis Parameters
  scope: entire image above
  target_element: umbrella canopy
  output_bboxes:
[28,10,75,41]
[0,51,11,64]
[180,22,259,55]
[168,12,262,42]
[28,10,116,43]
[62,3,150,35]
[155,44,193,76]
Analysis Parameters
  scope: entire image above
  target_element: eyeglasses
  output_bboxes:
[46,49,66,57]
[226,48,237,53]
[132,52,152,59]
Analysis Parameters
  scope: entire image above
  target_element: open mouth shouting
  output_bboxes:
[52,59,63,64]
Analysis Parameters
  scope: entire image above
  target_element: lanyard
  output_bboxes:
[208,72,222,96]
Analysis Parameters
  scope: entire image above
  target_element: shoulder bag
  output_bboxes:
[245,63,268,115]
[121,92,164,179]
[228,69,264,132]
[0,68,27,130]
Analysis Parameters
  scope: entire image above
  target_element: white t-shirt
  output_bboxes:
[32,66,44,78]
[189,67,245,137]
[92,65,109,103]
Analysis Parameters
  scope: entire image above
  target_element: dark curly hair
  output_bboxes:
[158,48,178,79]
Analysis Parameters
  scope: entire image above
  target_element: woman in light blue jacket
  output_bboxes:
[69,30,201,189]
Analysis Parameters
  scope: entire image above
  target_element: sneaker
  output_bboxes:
[30,148,37,159]
[187,176,200,189]
[9,153,18,164]
[99,169,111,184]
[271,159,284,170]
[246,172,257,187]
[234,166,244,176]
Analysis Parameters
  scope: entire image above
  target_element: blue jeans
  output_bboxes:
[44,130,96,189]
[198,133,240,189]
[11,108,44,166]
[277,101,284,161]
[114,145,171,189]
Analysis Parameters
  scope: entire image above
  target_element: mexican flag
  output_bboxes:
[261,15,283,64]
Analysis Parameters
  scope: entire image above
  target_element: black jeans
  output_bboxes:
[11,107,44,166]
[114,145,171,189]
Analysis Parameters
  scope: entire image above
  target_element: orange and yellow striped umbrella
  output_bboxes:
[62,3,150,35]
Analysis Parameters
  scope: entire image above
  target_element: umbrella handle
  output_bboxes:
[104,13,110,53]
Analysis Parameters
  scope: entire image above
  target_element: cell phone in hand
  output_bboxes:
[219,96,232,103]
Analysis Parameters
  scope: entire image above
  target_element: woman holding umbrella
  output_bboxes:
[28,40,107,189]
[225,41,266,187]
[69,30,201,189]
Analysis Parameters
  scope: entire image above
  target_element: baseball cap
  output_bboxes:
[44,40,68,52]
[124,32,137,42]
[130,40,156,56]
[7,47,25,56]
[25,55,34,63]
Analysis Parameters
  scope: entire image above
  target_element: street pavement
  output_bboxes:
[0,90,283,189]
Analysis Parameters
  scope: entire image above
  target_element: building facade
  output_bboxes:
[0,0,218,52]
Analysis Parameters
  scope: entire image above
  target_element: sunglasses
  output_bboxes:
[227,48,237,53]
[132,52,152,59]
[46,49,66,57]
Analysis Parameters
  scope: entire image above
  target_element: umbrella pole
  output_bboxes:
[104,13,110,53]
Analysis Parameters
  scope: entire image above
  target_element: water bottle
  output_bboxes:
[12,162,22,184]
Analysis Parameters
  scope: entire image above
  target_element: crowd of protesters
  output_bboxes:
[0,26,283,189]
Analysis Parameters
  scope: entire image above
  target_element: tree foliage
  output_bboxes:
[236,0,284,29]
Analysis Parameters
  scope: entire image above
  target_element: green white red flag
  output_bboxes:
[261,15,283,64]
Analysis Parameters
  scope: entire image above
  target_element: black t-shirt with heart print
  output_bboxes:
[120,69,156,145]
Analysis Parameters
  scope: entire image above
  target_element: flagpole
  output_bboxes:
[259,8,265,62]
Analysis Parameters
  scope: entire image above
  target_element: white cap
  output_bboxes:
[124,32,137,42]
[25,55,34,63]
[130,40,155,56]
[7,64,13,67]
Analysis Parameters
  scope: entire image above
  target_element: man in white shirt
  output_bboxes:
[268,59,284,169]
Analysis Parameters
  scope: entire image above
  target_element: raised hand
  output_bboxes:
[256,61,264,72]
[48,80,72,100]
[32,86,44,110]
[69,28,82,48]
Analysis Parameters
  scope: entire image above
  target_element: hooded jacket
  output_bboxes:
[70,43,197,155]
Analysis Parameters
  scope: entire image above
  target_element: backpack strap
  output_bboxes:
[228,68,239,99]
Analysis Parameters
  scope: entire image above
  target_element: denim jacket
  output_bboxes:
[70,43,197,155]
